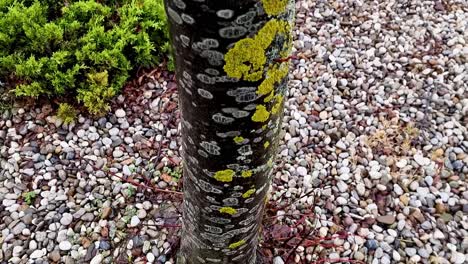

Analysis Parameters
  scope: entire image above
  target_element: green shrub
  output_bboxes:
[0,0,170,115]
[57,102,77,124]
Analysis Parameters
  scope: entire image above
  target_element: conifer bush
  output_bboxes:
[0,0,170,115]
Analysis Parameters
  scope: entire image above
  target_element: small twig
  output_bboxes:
[274,55,298,63]
[110,172,182,196]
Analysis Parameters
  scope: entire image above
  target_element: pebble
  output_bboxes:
[90,254,103,264]
[60,213,73,226]
[130,216,140,227]
[377,215,396,225]
[30,250,45,259]
[59,241,72,251]
[414,154,431,166]
[113,149,124,158]
[450,251,466,264]
[115,109,126,118]
[296,166,307,176]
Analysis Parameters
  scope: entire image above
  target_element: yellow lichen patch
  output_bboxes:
[241,170,253,178]
[263,91,275,103]
[264,141,270,149]
[255,19,292,52]
[224,38,266,82]
[255,19,290,50]
[261,0,289,16]
[252,105,270,123]
[271,94,284,115]
[213,169,235,182]
[242,188,256,198]
[233,136,245,144]
[262,124,267,130]
[257,74,275,96]
[229,239,246,249]
[257,62,289,99]
[219,207,238,215]
[223,18,292,83]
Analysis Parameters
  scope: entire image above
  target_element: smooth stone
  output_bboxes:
[296,166,307,176]
[147,252,155,262]
[405,247,417,257]
[396,159,408,168]
[377,215,396,225]
[273,256,285,264]
[90,254,103,264]
[30,249,45,259]
[113,150,124,158]
[414,154,430,166]
[59,241,72,251]
[49,250,61,262]
[130,216,140,227]
[60,213,73,226]
[450,251,466,264]
[115,109,126,118]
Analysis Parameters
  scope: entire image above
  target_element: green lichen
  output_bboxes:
[264,141,270,149]
[219,207,238,215]
[261,0,289,16]
[252,105,270,123]
[241,170,253,178]
[233,136,245,144]
[228,239,246,249]
[223,38,266,82]
[271,94,284,115]
[214,169,235,182]
[242,188,256,198]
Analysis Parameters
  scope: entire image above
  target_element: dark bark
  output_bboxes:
[164,0,294,263]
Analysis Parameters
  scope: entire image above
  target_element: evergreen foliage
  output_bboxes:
[0,0,170,115]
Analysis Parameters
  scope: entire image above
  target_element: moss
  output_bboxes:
[252,105,270,123]
[233,136,245,144]
[228,239,246,249]
[214,169,235,182]
[242,188,256,198]
[241,170,253,178]
[271,94,284,115]
[264,141,270,149]
[219,207,238,215]
[223,38,266,81]
[261,0,289,16]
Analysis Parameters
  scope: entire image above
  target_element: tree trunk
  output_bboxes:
[164,0,294,263]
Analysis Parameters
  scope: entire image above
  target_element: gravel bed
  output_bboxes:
[1,0,467,263]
